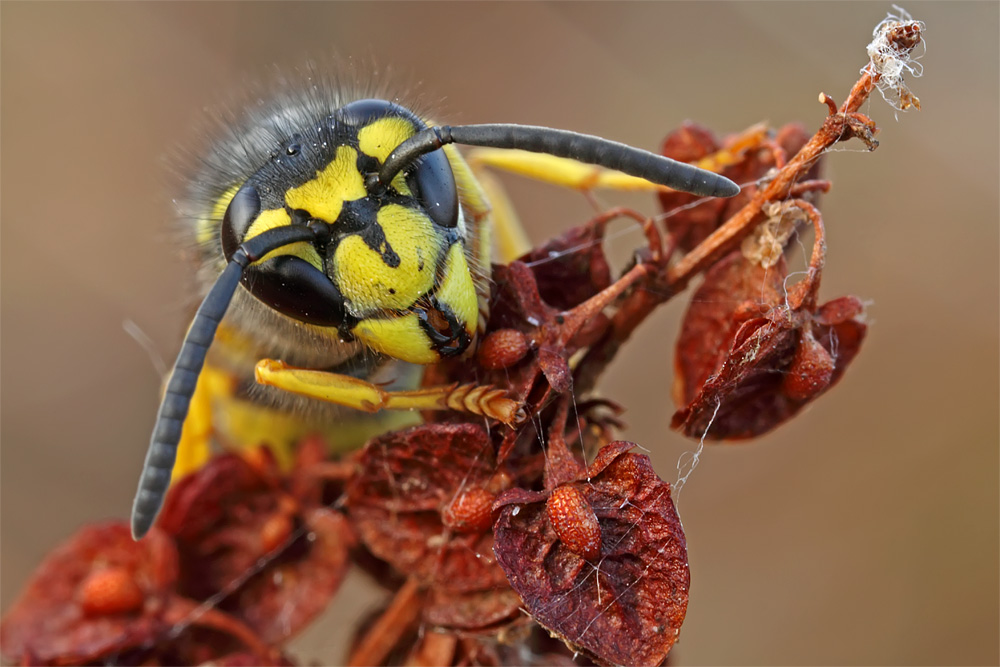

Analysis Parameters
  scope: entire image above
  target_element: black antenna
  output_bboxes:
[130,223,322,539]
[369,124,741,199]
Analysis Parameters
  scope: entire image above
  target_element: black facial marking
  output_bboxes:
[335,196,380,234]
[220,98,463,332]
[336,99,412,129]
[358,223,401,268]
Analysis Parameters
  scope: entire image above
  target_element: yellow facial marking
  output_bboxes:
[358,117,416,163]
[358,117,415,195]
[245,208,322,269]
[434,243,478,336]
[352,313,438,364]
[284,146,366,223]
[199,185,240,245]
[333,204,440,313]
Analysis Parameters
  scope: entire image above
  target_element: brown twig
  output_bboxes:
[348,578,423,667]
[664,19,923,290]
[404,630,458,667]
[781,199,826,312]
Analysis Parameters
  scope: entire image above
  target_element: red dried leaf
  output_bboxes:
[235,508,352,646]
[672,249,867,439]
[673,250,789,408]
[519,219,613,310]
[157,448,351,645]
[422,587,523,631]
[158,452,282,601]
[345,423,509,593]
[781,327,836,401]
[0,522,177,665]
[537,345,573,394]
[493,442,689,666]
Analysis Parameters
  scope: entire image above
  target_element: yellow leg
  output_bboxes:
[216,388,422,462]
[469,149,666,192]
[255,359,524,425]
[474,169,532,262]
[443,142,532,264]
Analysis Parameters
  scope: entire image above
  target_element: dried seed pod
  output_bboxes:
[259,512,294,554]
[478,329,530,370]
[782,328,835,401]
[442,487,496,534]
[78,567,145,616]
[546,485,601,561]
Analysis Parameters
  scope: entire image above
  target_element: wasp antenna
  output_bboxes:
[374,123,740,199]
[130,224,320,539]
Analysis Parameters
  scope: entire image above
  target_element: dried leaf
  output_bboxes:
[672,250,867,439]
[346,423,509,593]
[673,250,789,409]
[422,587,523,632]
[0,522,177,665]
[519,220,613,310]
[235,508,353,646]
[158,448,351,645]
[494,443,689,666]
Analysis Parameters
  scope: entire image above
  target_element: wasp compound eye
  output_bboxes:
[221,183,262,260]
[407,147,458,229]
[245,254,351,327]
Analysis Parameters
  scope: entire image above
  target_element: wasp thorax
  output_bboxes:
[218,98,477,363]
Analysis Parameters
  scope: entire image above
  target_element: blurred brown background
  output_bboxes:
[2,2,997,665]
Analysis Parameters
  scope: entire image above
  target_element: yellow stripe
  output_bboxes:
[434,243,478,336]
[285,146,366,223]
[358,117,415,195]
[353,313,438,364]
[333,204,440,313]
[198,185,240,246]
[358,117,415,163]
[244,208,322,270]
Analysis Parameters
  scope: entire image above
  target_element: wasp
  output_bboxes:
[130,78,739,539]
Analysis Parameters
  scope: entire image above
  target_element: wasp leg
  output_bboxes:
[255,359,525,425]
[446,141,531,263]
[216,389,423,462]
[475,169,532,263]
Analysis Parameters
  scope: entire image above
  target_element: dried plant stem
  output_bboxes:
[841,67,877,114]
[573,62,888,395]
[348,578,422,667]
[668,119,850,289]
[782,199,826,312]
[405,631,458,666]
[665,60,888,291]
